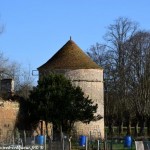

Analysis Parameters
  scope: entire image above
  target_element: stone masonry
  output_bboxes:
[53,69,104,138]
[0,100,19,142]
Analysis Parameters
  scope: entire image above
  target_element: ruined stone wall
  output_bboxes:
[0,100,19,141]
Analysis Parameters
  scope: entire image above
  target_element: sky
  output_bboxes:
[0,0,150,83]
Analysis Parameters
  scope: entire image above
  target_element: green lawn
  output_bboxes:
[71,139,136,150]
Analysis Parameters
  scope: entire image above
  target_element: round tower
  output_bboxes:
[38,39,104,138]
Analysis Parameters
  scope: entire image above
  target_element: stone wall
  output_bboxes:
[0,79,14,99]
[0,99,19,142]
[65,69,104,139]
[52,69,104,139]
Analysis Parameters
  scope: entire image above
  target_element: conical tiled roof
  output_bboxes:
[38,39,102,70]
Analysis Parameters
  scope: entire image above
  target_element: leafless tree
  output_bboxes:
[88,17,140,136]
[0,52,34,99]
[126,31,150,135]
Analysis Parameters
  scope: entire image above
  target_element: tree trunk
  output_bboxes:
[108,119,114,136]
[134,122,138,137]
[60,125,63,141]
[139,117,145,136]
[127,120,131,135]
[118,121,123,136]
[147,118,150,136]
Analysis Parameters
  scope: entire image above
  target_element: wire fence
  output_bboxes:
[0,129,150,150]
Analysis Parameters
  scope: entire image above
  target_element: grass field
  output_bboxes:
[71,139,136,150]
[70,126,150,150]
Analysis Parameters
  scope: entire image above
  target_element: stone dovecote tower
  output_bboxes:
[38,39,104,138]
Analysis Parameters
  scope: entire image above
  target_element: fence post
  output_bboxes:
[86,137,88,150]
[49,137,52,150]
[62,136,64,150]
[13,134,15,145]
[69,137,72,150]
[44,135,46,150]
[23,130,26,146]
[97,140,99,150]
[104,140,106,150]
[110,140,112,150]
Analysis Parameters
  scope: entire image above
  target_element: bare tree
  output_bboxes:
[88,17,150,137]
[0,52,9,77]
[87,43,117,135]
[15,66,35,99]
[126,31,150,135]
[0,53,34,99]
[88,17,140,136]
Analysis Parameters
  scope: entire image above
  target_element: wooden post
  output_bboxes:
[69,137,72,150]
[104,140,107,150]
[49,137,52,150]
[62,135,64,150]
[23,130,26,146]
[40,120,43,135]
[44,135,46,150]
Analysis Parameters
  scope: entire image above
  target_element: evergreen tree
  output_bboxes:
[29,74,101,134]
